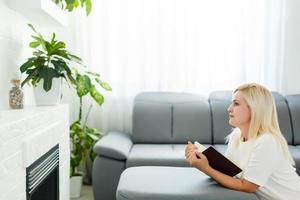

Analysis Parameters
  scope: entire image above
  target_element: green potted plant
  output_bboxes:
[20,24,80,105]
[53,0,93,16]
[70,69,112,198]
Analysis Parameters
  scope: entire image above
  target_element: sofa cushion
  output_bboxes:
[289,146,300,174]
[272,92,293,144]
[126,144,189,168]
[117,166,259,200]
[133,92,211,143]
[173,100,211,143]
[286,95,300,145]
[133,100,172,143]
[209,91,233,144]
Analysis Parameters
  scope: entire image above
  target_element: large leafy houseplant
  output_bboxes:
[70,69,112,177]
[53,0,92,16]
[20,24,79,92]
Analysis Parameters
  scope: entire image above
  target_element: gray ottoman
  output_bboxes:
[116,166,258,200]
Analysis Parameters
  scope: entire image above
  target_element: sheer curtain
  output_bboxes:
[68,0,285,134]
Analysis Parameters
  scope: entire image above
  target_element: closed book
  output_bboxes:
[194,142,242,177]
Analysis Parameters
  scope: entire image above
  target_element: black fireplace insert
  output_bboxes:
[26,144,59,200]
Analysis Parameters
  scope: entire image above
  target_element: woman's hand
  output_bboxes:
[185,141,210,172]
[185,141,197,157]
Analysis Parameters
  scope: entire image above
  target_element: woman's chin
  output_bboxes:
[228,119,235,127]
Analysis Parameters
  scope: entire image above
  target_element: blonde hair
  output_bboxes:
[231,83,295,165]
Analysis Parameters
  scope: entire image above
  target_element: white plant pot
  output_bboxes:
[70,175,83,198]
[34,78,61,106]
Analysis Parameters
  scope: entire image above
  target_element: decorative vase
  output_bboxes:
[70,175,83,198]
[34,78,61,106]
[9,79,24,109]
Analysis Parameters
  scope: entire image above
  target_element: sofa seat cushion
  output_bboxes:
[127,144,222,168]
[126,144,189,168]
[289,146,300,175]
[117,166,258,200]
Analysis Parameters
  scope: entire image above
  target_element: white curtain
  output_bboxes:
[68,0,285,134]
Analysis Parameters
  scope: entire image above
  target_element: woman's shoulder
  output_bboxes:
[255,133,277,147]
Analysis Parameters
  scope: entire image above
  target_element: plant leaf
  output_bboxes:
[95,78,112,91]
[31,77,41,87]
[28,24,47,51]
[45,41,53,55]
[32,50,45,57]
[51,59,71,74]
[86,0,92,15]
[86,71,100,77]
[34,56,47,68]
[50,41,66,55]
[67,73,77,85]
[21,68,39,88]
[54,50,69,59]
[28,24,38,34]
[71,154,81,170]
[76,74,91,97]
[87,132,100,141]
[89,86,104,105]
[39,68,60,91]
[20,58,36,72]
[67,53,82,64]
[29,41,40,48]
[51,33,56,44]
[89,150,97,161]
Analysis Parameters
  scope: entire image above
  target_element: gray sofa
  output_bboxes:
[92,91,300,200]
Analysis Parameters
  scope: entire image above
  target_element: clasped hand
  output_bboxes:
[185,141,210,172]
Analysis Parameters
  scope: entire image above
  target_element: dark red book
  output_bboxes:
[194,142,242,177]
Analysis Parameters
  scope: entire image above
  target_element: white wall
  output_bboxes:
[0,0,33,109]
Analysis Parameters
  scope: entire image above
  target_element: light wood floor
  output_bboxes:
[71,185,93,200]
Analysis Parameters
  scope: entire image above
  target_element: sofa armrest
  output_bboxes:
[93,131,133,160]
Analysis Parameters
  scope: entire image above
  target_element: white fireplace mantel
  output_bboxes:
[0,105,70,200]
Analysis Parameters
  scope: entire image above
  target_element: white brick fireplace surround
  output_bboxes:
[0,105,70,200]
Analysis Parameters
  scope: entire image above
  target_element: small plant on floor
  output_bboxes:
[70,69,112,177]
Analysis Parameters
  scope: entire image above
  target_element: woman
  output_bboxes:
[185,83,300,200]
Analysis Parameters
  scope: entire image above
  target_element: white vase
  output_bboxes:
[34,78,61,106]
[70,175,83,198]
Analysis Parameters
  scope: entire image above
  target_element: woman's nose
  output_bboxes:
[227,105,232,113]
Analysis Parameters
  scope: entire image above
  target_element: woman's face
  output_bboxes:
[227,91,251,128]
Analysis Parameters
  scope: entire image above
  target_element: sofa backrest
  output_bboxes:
[132,92,212,144]
[286,95,300,145]
[208,91,233,144]
[272,92,293,144]
[132,91,295,145]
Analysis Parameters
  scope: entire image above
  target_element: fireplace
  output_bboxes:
[26,144,59,200]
